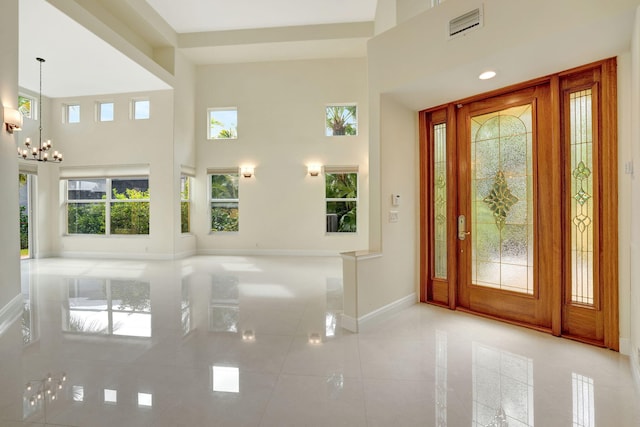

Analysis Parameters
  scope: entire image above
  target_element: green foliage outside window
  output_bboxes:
[181,176,190,233]
[211,174,239,232]
[110,188,150,235]
[325,172,357,232]
[68,203,106,234]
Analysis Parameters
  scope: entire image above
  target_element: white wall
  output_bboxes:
[194,58,369,255]
[47,90,176,259]
[0,0,20,309]
[630,6,640,384]
[362,0,639,347]
[173,51,197,258]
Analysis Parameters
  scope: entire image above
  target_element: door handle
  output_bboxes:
[458,215,471,240]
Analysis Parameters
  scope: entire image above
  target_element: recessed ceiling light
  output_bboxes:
[479,70,497,80]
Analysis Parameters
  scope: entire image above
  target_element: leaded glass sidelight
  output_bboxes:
[570,90,594,305]
[471,105,534,294]
[433,123,447,279]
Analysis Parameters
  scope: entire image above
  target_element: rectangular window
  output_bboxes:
[326,104,357,136]
[325,170,358,232]
[210,172,239,232]
[98,102,114,122]
[19,95,35,119]
[110,178,150,235]
[66,177,149,235]
[181,175,191,233]
[67,179,107,235]
[208,108,237,139]
[133,99,150,120]
[66,104,80,123]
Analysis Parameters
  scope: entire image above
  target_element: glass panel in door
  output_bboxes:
[470,105,534,294]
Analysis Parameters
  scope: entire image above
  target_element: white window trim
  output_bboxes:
[180,175,192,234]
[207,107,238,140]
[65,177,150,236]
[324,167,359,234]
[64,103,81,124]
[131,98,150,120]
[96,101,115,122]
[208,170,240,233]
[325,103,358,137]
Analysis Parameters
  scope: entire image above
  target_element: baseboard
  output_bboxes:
[342,293,417,333]
[197,249,341,257]
[620,337,631,355]
[60,251,176,261]
[632,353,640,394]
[0,294,23,338]
[341,314,358,333]
[358,293,417,328]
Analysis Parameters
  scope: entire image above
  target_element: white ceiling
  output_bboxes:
[146,0,377,33]
[18,0,171,98]
[18,0,377,98]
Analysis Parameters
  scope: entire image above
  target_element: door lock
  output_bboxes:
[458,215,471,240]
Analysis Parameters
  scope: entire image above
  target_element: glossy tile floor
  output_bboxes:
[1,256,639,426]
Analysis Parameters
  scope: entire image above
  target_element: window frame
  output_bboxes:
[18,94,36,120]
[207,107,238,140]
[209,171,240,232]
[97,101,115,122]
[65,177,150,236]
[180,175,192,234]
[65,103,81,124]
[132,98,150,120]
[324,168,359,233]
[325,103,358,137]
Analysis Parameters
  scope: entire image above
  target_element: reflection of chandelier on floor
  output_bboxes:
[17,57,63,162]
[24,372,67,421]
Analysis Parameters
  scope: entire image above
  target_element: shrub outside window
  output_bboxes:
[67,177,149,235]
[210,172,239,232]
[181,175,191,233]
[208,108,237,139]
[19,95,35,119]
[325,105,357,136]
[325,171,358,232]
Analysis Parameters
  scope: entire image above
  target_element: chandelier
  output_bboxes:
[17,57,63,162]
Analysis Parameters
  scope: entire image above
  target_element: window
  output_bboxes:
[208,108,237,139]
[180,175,191,233]
[210,172,239,232]
[133,99,150,120]
[98,102,114,122]
[325,104,357,136]
[18,95,35,119]
[66,177,149,235]
[66,104,80,123]
[325,170,358,232]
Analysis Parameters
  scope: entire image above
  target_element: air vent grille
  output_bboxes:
[449,7,482,38]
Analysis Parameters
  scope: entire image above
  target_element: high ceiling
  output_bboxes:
[18,0,377,98]
[146,0,377,33]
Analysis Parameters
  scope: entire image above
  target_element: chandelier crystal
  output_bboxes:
[17,57,63,162]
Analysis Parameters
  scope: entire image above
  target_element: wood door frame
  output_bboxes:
[419,59,619,350]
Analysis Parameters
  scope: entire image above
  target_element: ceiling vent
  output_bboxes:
[449,6,483,39]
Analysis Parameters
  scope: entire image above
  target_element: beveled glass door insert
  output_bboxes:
[471,105,533,294]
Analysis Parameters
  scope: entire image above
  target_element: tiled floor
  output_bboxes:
[1,256,639,426]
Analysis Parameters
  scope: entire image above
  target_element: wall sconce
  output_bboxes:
[308,164,322,177]
[241,166,254,178]
[3,107,23,133]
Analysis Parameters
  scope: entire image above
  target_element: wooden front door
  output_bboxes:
[420,59,618,349]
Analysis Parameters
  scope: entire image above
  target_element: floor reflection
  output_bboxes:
[472,342,534,427]
[0,257,637,427]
